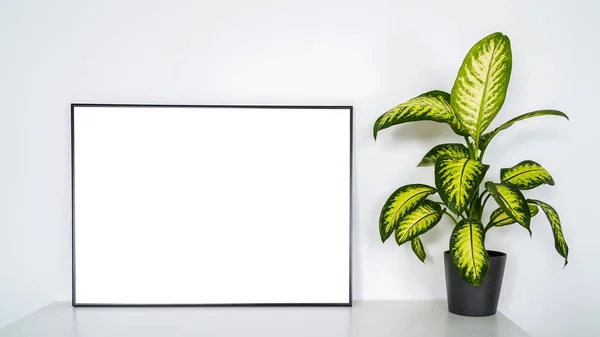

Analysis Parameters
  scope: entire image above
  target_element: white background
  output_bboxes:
[73,106,350,304]
[0,0,598,335]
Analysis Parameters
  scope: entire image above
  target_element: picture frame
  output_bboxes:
[71,104,353,307]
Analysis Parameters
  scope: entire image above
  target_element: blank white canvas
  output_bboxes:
[72,105,351,305]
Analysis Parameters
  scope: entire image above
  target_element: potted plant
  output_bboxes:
[373,32,569,317]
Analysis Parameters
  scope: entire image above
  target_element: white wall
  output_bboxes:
[1,0,598,335]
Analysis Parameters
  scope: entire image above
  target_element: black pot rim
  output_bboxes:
[444,250,506,257]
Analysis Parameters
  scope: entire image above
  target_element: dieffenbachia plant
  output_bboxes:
[374,32,569,286]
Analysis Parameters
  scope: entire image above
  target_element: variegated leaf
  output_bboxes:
[411,237,426,263]
[450,220,489,286]
[373,91,468,139]
[435,157,489,214]
[379,184,437,242]
[501,160,554,190]
[528,199,569,266]
[418,143,470,167]
[490,204,539,227]
[451,32,512,141]
[485,182,531,234]
[479,110,569,152]
[395,200,444,246]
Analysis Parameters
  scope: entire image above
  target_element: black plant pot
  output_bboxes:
[444,250,507,317]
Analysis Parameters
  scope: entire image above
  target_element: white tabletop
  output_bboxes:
[0,301,529,337]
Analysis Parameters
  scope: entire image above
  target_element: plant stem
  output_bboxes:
[481,193,492,213]
[479,147,487,161]
[483,222,494,234]
[469,201,476,219]
[443,210,459,226]
[464,136,475,159]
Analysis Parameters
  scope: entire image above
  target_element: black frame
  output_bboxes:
[71,104,353,307]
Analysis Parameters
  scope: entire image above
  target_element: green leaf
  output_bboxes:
[411,237,427,263]
[435,157,489,214]
[373,90,468,139]
[418,143,470,167]
[485,182,531,234]
[501,160,555,190]
[479,110,569,152]
[451,32,512,142]
[490,204,539,227]
[378,184,437,242]
[450,220,489,286]
[528,199,569,266]
[395,200,444,246]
